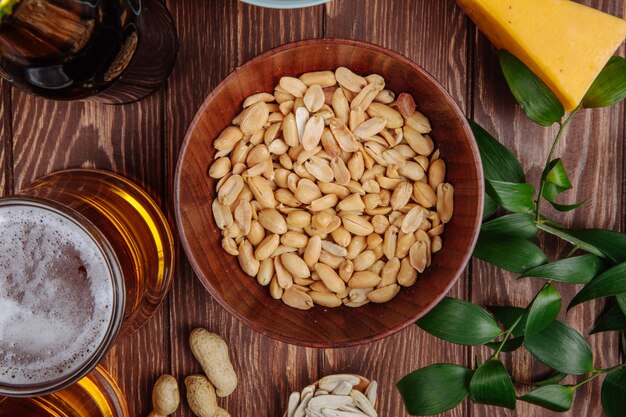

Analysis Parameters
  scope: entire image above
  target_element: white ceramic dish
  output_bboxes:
[240,0,330,9]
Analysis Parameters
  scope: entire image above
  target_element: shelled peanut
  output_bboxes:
[287,374,378,417]
[209,67,454,310]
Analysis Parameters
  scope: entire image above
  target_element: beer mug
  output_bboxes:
[0,366,130,417]
[0,0,178,103]
[0,169,175,397]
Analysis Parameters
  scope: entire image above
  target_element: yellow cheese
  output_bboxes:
[457,0,626,111]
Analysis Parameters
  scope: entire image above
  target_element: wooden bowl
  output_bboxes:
[282,374,372,417]
[174,39,483,348]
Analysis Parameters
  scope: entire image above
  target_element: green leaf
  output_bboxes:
[519,385,574,412]
[469,119,525,184]
[549,200,587,213]
[485,336,524,353]
[499,50,565,126]
[583,56,626,108]
[602,368,626,417]
[567,229,626,263]
[469,119,525,220]
[416,297,502,346]
[544,159,572,193]
[481,213,538,239]
[469,360,516,409]
[591,303,626,334]
[535,373,567,387]
[487,306,527,337]
[524,320,593,375]
[536,224,606,258]
[617,294,626,316]
[541,182,561,203]
[397,364,473,416]
[483,194,498,220]
[543,184,570,206]
[526,283,561,337]
[474,233,547,274]
[486,180,536,214]
[569,262,626,309]
[541,159,585,211]
[520,254,604,284]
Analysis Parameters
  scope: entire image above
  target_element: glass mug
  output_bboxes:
[0,366,130,417]
[0,169,175,397]
[0,0,178,103]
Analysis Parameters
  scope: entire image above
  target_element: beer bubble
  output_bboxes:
[0,204,114,386]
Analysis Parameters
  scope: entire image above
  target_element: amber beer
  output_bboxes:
[0,169,175,398]
[0,366,130,417]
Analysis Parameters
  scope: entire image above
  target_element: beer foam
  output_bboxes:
[0,204,115,387]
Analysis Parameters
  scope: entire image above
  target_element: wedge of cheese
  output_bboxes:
[457,0,626,111]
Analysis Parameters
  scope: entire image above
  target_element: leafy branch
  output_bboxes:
[397,51,626,416]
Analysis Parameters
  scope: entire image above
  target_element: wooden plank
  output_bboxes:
[100,305,171,416]
[0,142,4,197]
[10,75,168,416]
[11,93,164,194]
[0,81,9,196]
[323,1,470,416]
[164,1,324,415]
[469,0,625,416]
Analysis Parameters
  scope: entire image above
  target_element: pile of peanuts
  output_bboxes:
[209,67,453,310]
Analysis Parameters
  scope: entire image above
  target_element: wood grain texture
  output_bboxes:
[11,92,165,195]
[164,1,323,416]
[100,305,171,416]
[0,141,4,197]
[0,81,8,196]
[322,1,471,416]
[469,1,625,416]
[0,0,624,416]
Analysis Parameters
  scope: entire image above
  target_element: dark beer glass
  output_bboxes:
[0,0,178,103]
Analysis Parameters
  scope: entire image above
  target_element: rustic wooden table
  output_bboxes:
[1,0,624,415]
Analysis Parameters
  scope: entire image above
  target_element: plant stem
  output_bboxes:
[571,364,626,389]
[565,245,579,258]
[537,216,567,229]
[571,372,603,389]
[536,223,606,258]
[492,282,552,359]
[535,111,578,221]
[492,314,524,358]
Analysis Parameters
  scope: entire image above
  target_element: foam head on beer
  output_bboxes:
[0,204,115,387]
